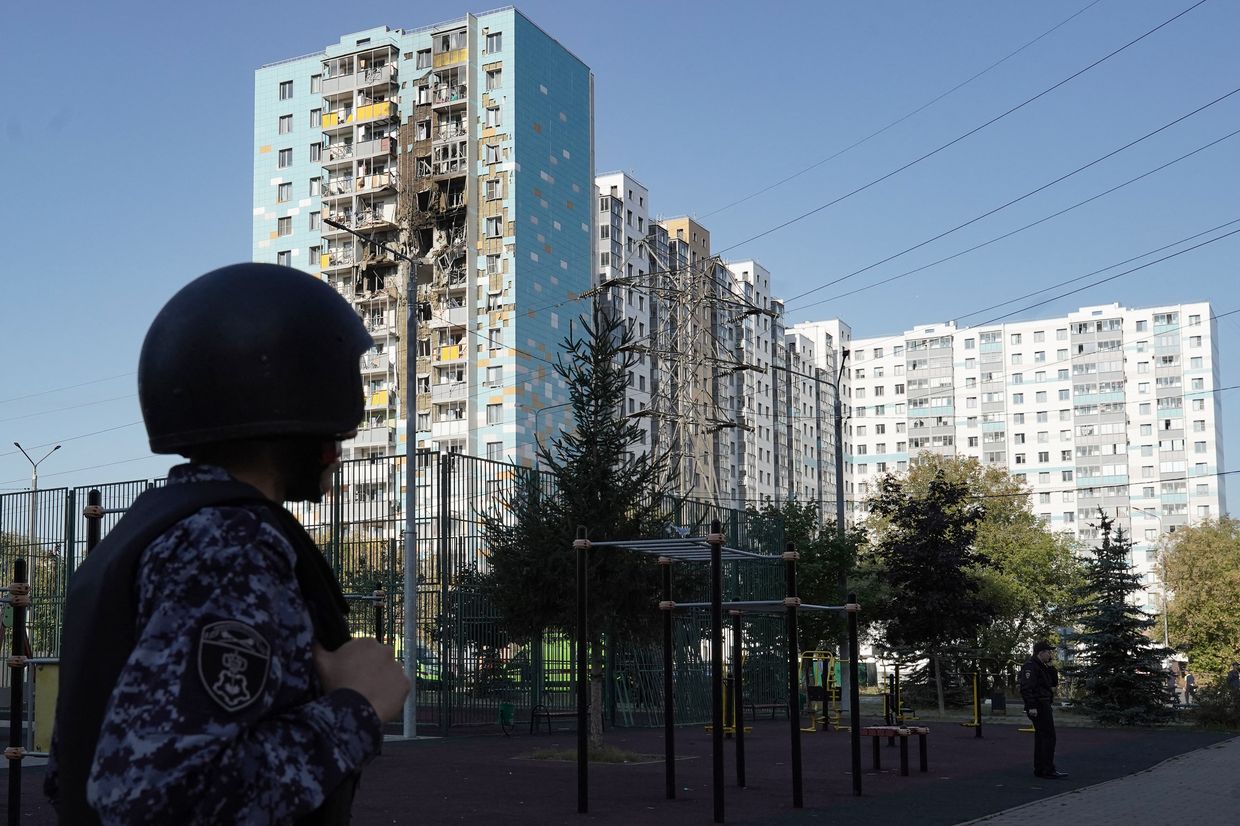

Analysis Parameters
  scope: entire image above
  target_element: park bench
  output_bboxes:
[530,704,606,735]
[747,699,790,721]
[860,725,930,776]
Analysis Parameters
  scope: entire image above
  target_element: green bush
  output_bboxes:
[1189,683,1240,730]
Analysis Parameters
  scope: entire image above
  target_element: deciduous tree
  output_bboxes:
[1164,516,1240,681]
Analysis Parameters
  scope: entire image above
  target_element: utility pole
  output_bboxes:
[323,218,427,738]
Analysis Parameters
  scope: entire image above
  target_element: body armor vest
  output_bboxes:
[53,480,356,825]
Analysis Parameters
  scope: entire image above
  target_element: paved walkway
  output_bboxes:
[964,734,1240,825]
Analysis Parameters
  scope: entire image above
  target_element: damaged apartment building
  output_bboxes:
[254,9,595,518]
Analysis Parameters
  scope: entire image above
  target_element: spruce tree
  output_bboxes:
[482,305,675,743]
[1068,510,1172,725]
[867,469,994,714]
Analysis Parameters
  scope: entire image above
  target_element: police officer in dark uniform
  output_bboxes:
[46,263,410,824]
[1020,640,1067,779]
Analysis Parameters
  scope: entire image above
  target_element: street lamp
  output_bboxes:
[13,442,60,558]
[826,347,851,712]
[322,217,427,739]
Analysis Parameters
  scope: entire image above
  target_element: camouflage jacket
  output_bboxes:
[45,464,381,824]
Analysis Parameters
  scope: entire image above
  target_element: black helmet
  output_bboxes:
[139,263,373,454]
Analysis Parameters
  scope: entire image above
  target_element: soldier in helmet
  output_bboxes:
[46,264,410,825]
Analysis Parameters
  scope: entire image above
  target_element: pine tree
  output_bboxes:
[1068,510,1172,725]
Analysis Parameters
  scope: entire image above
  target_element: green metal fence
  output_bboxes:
[1,453,791,727]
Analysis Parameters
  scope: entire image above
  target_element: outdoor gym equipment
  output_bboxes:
[572,523,864,824]
[959,672,984,738]
[800,650,831,732]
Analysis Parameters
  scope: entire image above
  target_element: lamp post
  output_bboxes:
[13,443,60,559]
[828,349,850,714]
[323,218,427,738]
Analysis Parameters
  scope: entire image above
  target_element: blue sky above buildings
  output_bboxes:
[2,0,1237,512]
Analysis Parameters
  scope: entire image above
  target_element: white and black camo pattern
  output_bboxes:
[47,464,381,825]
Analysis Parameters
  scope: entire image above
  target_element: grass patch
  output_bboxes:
[526,745,663,764]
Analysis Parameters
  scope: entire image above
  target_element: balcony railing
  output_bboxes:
[353,136,395,161]
[431,382,469,403]
[435,125,468,142]
[321,101,395,129]
[432,85,468,106]
[325,143,354,162]
[355,171,398,193]
[352,425,394,448]
[321,250,355,270]
[321,177,355,197]
[360,354,388,372]
[355,101,396,124]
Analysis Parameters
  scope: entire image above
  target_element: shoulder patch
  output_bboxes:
[198,620,271,712]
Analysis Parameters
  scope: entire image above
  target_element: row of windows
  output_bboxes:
[275,33,506,97]
[853,315,1206,362]
[274,212,321,236]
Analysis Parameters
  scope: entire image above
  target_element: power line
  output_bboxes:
[0,422,144,459]
[980,226,1240,324]
[714,0,1212,258]
[782,86,1240,308]
[954,211,1240,325]
[0,394,136,424]
[699,0,1106,219]
[791,217,1240,384]
[0,372,135,407]
[823,305,1240,424]
[0,455,170,488]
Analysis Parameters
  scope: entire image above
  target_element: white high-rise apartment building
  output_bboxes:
[595,172,656,457]
[793,301,1225,613]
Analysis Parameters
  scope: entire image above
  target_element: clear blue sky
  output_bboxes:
[2,0,1237,513]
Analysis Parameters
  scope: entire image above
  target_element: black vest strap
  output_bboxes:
[54,481,356,825]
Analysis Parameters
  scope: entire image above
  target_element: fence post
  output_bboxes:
[7,558,30,824]
[330,464,343,575]
[373,582,385,644]
[658,556,675,800]
[85,489,103,554]
[438,451,451,733]
[783,542,803,810]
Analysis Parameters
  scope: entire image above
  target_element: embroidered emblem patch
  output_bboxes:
[198,620,271,712]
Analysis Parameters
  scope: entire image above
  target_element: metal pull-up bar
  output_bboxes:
[571,526,864,822]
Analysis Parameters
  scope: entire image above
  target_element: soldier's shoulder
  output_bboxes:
[142,503,297,577]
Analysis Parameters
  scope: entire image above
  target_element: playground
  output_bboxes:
[6,709,1229,824]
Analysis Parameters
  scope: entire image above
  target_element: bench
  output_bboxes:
[747,700,790,721]
[530,704,576,734]
[860,725,930,776]
[530,704,606,735]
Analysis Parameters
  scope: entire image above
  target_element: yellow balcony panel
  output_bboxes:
[356,101,395,123]
[368,389,390,407]
[433,48,468,69]
[321,253,331,270]
[439,344,461,361]
[321,112,340,128]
